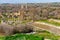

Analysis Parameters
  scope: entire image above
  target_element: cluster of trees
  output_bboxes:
[20,4,60,21]
[0,3,60,21]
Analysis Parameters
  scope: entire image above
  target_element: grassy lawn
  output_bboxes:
[0,31,60,40]
[0,36,5,40]
[5,33,44,40]
[37,19,60,26]
[0,33,44,40]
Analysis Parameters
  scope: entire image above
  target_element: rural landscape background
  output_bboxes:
[0,0,60,40]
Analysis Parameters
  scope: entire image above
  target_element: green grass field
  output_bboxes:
[0,33,44,40]
[0,31,60,40]
[5,33,44,40]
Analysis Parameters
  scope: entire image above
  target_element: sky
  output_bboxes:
[0,0,60,3]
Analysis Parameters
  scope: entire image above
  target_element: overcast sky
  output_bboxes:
[0,0,60,3]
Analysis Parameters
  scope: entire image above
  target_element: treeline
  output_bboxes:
[0,3,60,21]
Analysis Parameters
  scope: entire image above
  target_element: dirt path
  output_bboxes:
[31,22,60,35]
[49,19,60,23]
[0,33,5,36]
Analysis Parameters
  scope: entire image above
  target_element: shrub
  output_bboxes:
[0,23,15,36]
[15,24,33,33]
